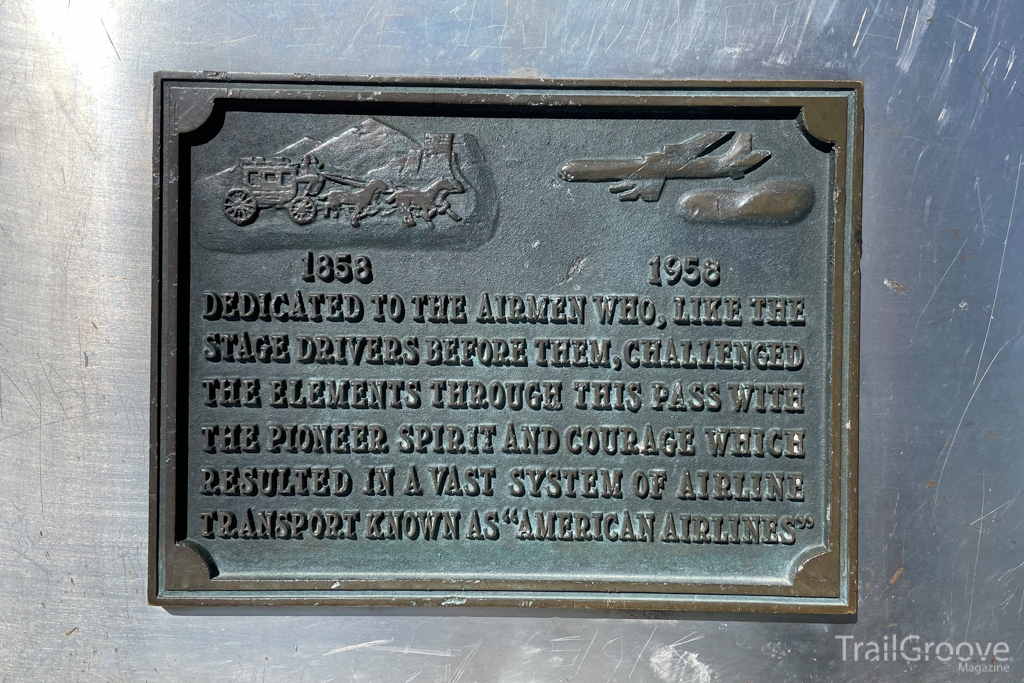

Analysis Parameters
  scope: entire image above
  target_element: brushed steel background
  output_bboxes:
[1,1,1022,680]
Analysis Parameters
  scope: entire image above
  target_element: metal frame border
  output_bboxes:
[150,73,862,613]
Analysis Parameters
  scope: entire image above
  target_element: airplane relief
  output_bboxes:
[557,131,771,201]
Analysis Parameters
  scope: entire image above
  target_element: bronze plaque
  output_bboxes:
[150,74,861,612]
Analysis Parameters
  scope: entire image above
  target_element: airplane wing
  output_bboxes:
[609,178,666,202]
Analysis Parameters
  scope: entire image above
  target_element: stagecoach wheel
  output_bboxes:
[288,196,317,225]
[223,188,258,225]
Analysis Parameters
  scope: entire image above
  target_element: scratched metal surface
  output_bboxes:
[0,1,1021,681]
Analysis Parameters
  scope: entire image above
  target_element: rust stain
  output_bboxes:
[890,567,904,584]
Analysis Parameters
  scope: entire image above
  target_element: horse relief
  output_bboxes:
[321,179,388,227]
[384,178,464,227]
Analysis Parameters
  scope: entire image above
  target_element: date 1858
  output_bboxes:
[301,252,373,284]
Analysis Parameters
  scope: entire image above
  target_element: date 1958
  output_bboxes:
[649,256,720,286]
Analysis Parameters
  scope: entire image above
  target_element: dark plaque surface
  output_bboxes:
[151,75,861,612]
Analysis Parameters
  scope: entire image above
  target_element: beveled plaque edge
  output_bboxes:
[149,73,863,614]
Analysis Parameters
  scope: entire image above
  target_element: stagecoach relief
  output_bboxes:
[222,131,465,228]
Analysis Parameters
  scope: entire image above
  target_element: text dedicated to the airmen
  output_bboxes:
[194,252,819,550]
